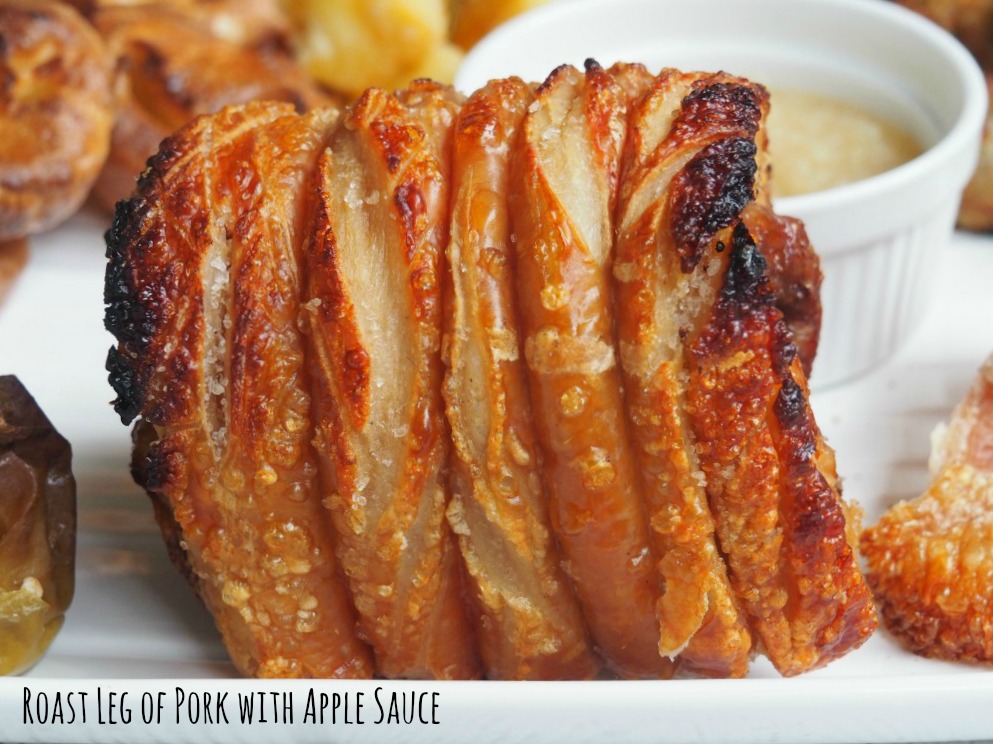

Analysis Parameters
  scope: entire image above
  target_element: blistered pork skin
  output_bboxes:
[510,61,672,679]
[613,70,758,677]
[687,217,876,676]
[303,84,480,679]
[105,102,373,678]
[863,353,993,663]
[443,76,599,680]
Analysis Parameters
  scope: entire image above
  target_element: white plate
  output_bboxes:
[1,211,993,743]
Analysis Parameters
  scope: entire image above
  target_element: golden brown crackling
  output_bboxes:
[745,100,821,377]
[443,77,599,680]
[605,61,655,105]
[768,354,877,672]
[862,352,993,663]
[510,61,671,679]
[687,223,875,676]
[304,86,479,680]
[740,202,822,378]
[89,2,330,211]
[105,103,281,428]
[105,102,373,678]
[863,464,993,663]
[104,71,853,680]
[614,70,757,677]
[0,0,113,239]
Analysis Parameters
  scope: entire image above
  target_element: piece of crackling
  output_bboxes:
[862,352,993,663]
[613,70,755,678]
[302,84,479,679]
[104,101,373,678]
[509,60,672,678]
[679,106,876,673]
[739,202,822,379]
[442,76,599,680]
[740,99,823,379]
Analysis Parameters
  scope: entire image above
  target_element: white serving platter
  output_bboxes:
[1,210,992,743]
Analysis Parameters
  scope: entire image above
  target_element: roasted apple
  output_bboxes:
[0,376,75,676]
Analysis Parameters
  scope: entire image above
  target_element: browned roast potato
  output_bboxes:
[0,376,75,676]
[89,1,331,211]
[0,0,113,240]
[105,102,374,679]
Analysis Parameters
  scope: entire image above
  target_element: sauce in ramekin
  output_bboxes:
[768,90,923,198]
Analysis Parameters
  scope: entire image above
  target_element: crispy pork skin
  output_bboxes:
[104,67,871,680]
[510,62,672,679]
[687,220,875,676]
[443,77,599,680]
[303,84,479,679]
[105,102,373,678]
[613,71,759,677]
[863,353,993,663]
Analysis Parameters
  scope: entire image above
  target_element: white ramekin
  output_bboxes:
[455,0,987,387]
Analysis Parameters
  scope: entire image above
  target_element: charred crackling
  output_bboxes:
[689,221,775,360]
[104,102,375,679]
[687,221,875,676]
[773,371,807,431]
[678,82,764,135]
[102,71,864,680]
[612,69,768,678]
[658,80,764,273]
[104,199,155,425]
[670,138,758,273]
[103,118,214,426]
[741,203,822,378]
[721,221,771,310]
